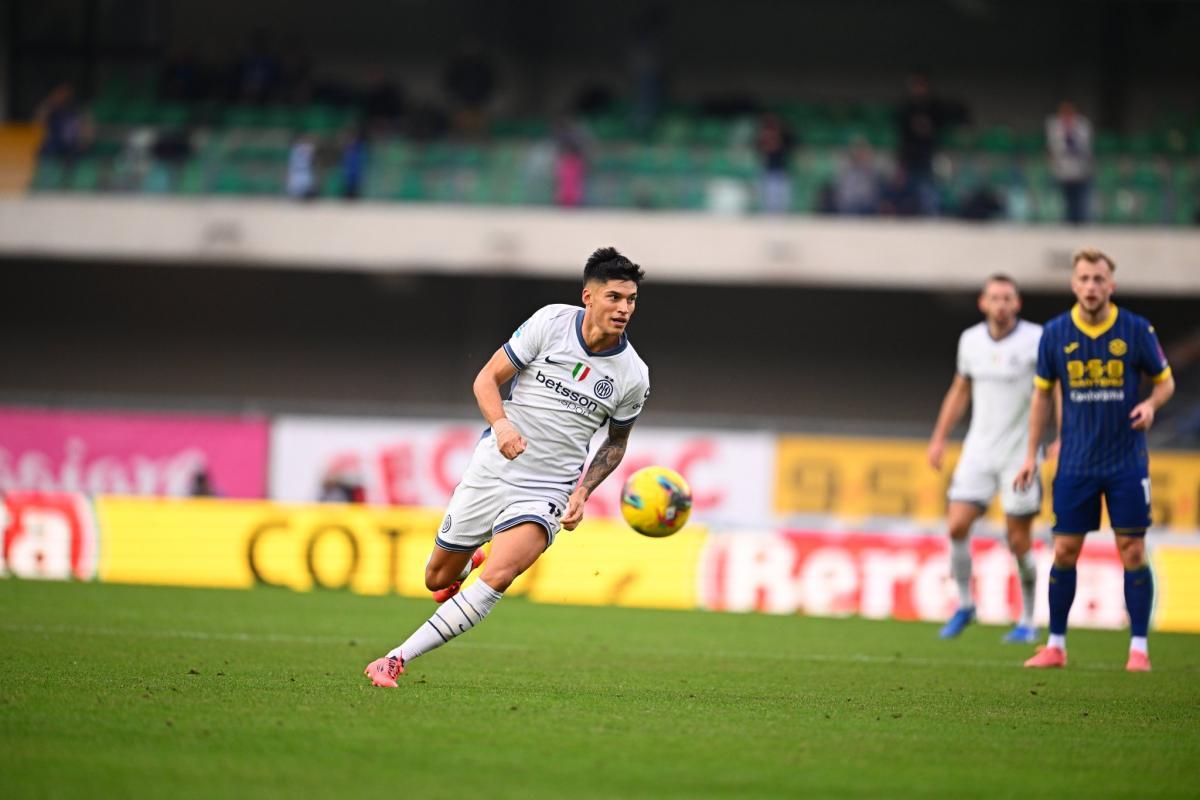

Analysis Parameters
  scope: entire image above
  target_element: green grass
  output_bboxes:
[1,580,1198,799]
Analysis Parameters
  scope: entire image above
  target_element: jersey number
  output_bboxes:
[547,502,562,519]
[1141,477,1151,507]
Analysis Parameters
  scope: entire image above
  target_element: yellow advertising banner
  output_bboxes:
[94,497,703,609]
[97,498,443,596]
[21,494,1194,632]
[1154,544,1200,633]
[774,435,1200,534]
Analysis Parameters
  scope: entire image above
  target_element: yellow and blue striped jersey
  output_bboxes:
[1035,304,1171,477]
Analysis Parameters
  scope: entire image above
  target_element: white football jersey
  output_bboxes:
[956,319,1043,466]
[491,303,650,488]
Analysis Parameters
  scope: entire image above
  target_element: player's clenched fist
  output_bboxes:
[492,418,526,460]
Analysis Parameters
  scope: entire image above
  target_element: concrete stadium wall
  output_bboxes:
[2,196,1198,295]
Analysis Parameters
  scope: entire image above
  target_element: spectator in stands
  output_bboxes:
[878,165,921,217]
[755,113,795,214]
[363,70,405,133]
[554,118,589,207]
[35,83,93,161]
[234,29,282,104]
[286,134,318,200]
[340,126,369,200]
[1045,101,1094,225]
[629,7,667,138]
[895,74,962,216]
[444,42,497,137]
[189,468,218,498]
[958,186,1006,221]
[834,137,882,215]
[160,48,209,102]
[279,43,314,104]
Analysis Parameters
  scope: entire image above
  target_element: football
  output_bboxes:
[619,466,693,537]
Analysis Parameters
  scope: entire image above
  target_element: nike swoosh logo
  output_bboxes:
[545,357,560,365]
[1064,343,1079,354]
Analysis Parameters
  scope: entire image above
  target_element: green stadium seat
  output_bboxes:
[391,171,427,202]
[377,141,411,168]
[30,158,65,191]
[944,127,977,152]
[1095,131,1122,157]
[298,105,355,134]
[1016,130,1046,155]
[213,166,251,195]
[176,161,207,194]
[694,119,732,148]
[978,126,1017,154]
[321,169,344,198]
[705,149,757,180]
[141,163,175,194]
[149,104,191,127]
[1123,133,1155,156]
[67,158,101,191]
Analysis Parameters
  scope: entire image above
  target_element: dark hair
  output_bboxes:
[584,246,644,286]
[984,272,1019,293]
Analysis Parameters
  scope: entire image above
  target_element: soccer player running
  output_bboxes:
[365,247,650,686]
[928,274,1045,643]
[1015,248,1173,672]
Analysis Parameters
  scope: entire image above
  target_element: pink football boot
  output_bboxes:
[364,655,404,687]
[1023,646,1067,669]
[1125,651,1151,672]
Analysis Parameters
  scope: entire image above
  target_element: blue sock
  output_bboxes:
[1124,567,1154,638]
[1048,565,1077,636]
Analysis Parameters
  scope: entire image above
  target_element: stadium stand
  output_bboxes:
[25,81,1200,225]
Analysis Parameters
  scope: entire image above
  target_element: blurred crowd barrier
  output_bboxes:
[4,491,1199,632]
[3,405,1199,534]
[2,196,1199,294]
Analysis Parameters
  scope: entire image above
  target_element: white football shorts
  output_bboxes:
[434,434,570,552]
[948,453,1041,517]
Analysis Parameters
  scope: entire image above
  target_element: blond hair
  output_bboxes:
[1073,247,1116,272]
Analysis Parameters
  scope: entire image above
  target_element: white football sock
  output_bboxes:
[387,579,503,662]
[1130,636,1148,655]
[950,538,973,609]
[1048,633,1066,650]
[1016,551,1037,627]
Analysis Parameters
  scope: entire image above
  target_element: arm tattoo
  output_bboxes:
[580,422,633,493]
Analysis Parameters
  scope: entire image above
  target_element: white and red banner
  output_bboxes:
[698,529,1130,629]
[0,407,269,498]
[269,414,775,523]
[0,492,98,580]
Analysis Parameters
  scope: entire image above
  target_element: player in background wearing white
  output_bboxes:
[365,247,650,686]
[927,274,1050,643]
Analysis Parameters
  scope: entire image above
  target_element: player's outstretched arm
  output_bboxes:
[1014,386,1052,490]
[561,421,634,531]
[1130,374,1175,431]
[473,348,526,460]
[927,374,971,470]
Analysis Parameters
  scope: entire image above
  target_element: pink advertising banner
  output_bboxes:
[0,407,268,498]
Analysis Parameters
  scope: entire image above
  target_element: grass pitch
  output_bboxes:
[2,580,1198,799]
